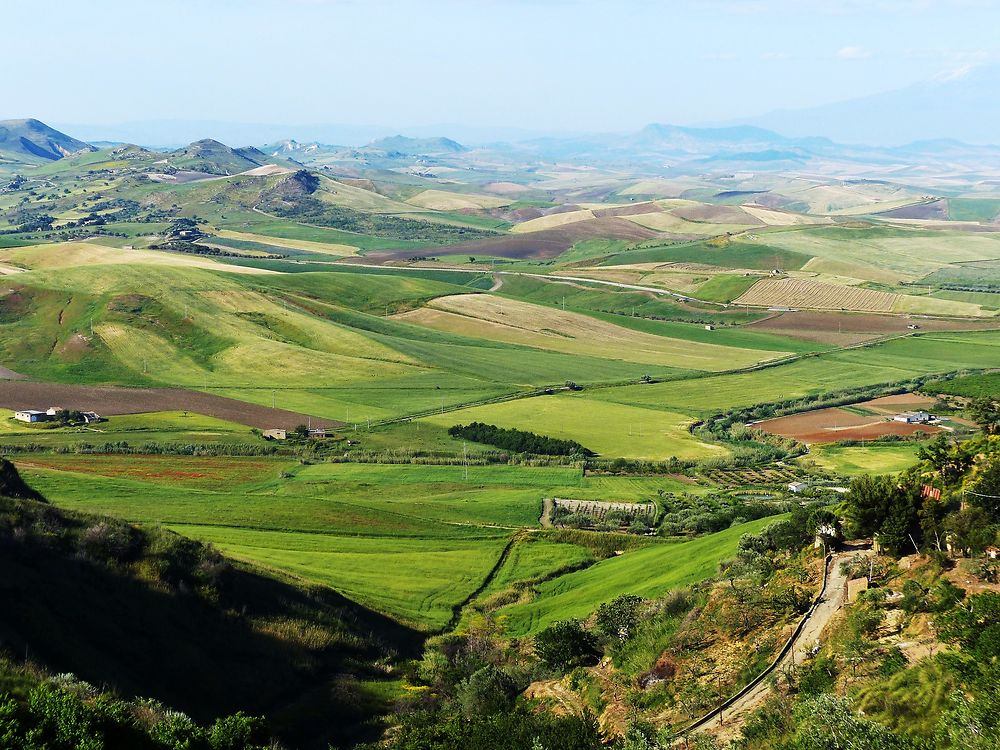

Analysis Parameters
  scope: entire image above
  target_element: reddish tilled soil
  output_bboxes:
[0,381,341,430]
[756,406,942,443]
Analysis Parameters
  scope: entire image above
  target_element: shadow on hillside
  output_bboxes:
[0,524,422,749]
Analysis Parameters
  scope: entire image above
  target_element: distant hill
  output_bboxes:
[168,138,299,175]
[364,134,467,155]
[0,118,93,163]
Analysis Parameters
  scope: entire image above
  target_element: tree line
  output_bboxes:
[449,422,595,456]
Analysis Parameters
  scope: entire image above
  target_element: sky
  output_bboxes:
[6,0,1000,137]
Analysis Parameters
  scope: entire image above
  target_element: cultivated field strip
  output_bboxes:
[735,278,898,312]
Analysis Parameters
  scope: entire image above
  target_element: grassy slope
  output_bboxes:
[499,515,783,635]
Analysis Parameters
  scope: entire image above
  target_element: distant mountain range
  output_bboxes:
[6,115,1000,178]
[733,64,1000,146]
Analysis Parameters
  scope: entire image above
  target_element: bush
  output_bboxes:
[534,620,600,672]
[78,521,144,564]
[456,666,518,718]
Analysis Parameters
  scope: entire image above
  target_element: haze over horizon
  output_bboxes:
[7,0,1000,146]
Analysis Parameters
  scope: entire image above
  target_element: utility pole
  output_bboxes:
[271,390,275,409]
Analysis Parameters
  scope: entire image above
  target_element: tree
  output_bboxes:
[968,396,1000,435]
[792,694,917,749]
[595,595,642,643]
[534,620,600,672]
[968,457,1000,520]
[918,496,949,552]
[944,507,994,556]
[918,435,973,482]
[292,424,310,438]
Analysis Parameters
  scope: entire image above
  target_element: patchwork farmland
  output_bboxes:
[5,111,1000,749]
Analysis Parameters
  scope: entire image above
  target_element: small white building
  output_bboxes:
[263,428,287,440]
[788,481,808,494]
[894,411,932,424]
[14,409,47,423]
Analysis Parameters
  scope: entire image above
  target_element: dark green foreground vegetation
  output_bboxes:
[0,461,418,749]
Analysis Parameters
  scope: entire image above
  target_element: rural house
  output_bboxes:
[788,481,808,494]
[14,409,47,423]
[894,411,932,424]
[263,429,287,440]
[15,407,102,424]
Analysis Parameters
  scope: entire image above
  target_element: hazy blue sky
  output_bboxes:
[7,0,1000,132]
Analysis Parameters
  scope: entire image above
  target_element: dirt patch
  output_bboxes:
[862,393,937,414]
[55,333,92,361]
[671,204,763,225]
[592,202,664,218]
[756,406,942,444]
[875,199,949,221]
[0,381,341,430]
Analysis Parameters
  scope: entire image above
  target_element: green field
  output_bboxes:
[7,135,1000,666]
[807,443,924,476]
[422,393,726,460]
[19,450,779,630]
[497,515,783,635]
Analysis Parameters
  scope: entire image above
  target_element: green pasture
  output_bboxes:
[806,443,924,476]
[592,330,1000,416]
[497,515,783,635]
[422,393,727,460]
[176,525,510,630]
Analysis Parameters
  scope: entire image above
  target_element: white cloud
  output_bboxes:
[836,45,873,60]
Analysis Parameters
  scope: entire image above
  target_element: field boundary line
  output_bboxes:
[440,531,526,633]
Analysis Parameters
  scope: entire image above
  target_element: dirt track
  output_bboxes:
[0,381,342,431]
[685,549,869,742]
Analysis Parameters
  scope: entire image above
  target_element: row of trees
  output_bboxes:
[449,422,595,457]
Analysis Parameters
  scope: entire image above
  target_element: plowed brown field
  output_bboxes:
[756,406,942,443]
[0,381,341,430]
